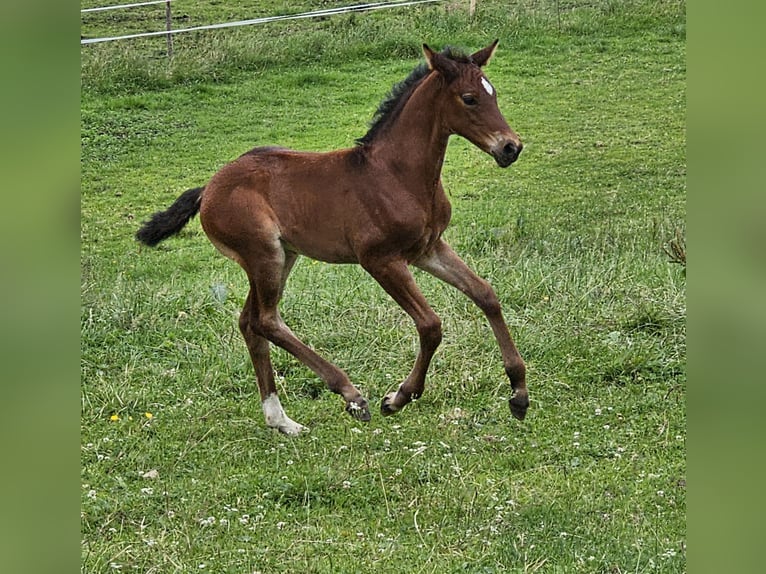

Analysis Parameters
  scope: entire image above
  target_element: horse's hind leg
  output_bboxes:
[239,290,306,435]
[244,248,371,423]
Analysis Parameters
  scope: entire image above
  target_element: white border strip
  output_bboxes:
[82,0,172,14]
[81,0,442,45]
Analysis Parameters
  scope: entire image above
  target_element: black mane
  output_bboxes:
[355,47,472,147]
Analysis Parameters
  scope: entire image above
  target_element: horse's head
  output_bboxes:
[423,41,522,168]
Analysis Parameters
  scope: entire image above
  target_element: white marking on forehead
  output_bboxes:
[481,77,494,96]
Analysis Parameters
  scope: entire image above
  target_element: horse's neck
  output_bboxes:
[374,74,449,187]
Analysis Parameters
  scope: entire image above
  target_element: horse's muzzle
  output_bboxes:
[492,141,523,168]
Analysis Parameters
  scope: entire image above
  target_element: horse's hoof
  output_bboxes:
[277,421,309,435]
[380,392,401,417]
[346,399,371,422]
[509,392,529,421]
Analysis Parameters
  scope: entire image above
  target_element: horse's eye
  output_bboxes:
[461,94,478,106]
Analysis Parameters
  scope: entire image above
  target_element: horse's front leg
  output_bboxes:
[415,240,529,420]
[361,257,442,416]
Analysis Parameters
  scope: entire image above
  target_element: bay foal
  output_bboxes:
[137,42,529,434]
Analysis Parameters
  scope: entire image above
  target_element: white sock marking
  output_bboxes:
[262,393,285,426]
[262,393,305,435]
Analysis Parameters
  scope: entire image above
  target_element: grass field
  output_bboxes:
[81,1,686,572]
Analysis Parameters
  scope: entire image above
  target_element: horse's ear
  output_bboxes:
[471,39,499,68]
[423,43,459,79]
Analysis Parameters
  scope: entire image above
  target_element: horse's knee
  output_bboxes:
[254,314,282,341]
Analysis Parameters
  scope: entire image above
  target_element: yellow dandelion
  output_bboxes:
[110,414,119,421]
[145,412,154,419]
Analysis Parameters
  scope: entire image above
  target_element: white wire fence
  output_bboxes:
[82,0,175,55]
[81,0,173,13]
[81,0,447,55]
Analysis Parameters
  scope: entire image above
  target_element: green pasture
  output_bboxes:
[81,1,686,572]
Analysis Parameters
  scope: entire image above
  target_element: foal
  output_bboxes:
[137,41,529,434]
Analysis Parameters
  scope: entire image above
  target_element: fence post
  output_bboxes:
[165,0,173,57]
[469,0,477,18]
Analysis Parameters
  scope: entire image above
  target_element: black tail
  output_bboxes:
[136,186,204,247]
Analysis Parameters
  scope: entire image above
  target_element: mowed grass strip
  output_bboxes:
[81,2,685,572]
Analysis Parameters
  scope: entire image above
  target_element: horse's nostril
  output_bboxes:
[504,142,522,157]
[491,141,522,167]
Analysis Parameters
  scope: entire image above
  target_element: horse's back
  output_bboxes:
[201,146,368,263]
[201,144,450,265]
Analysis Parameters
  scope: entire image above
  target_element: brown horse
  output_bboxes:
[136,41,529,434]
